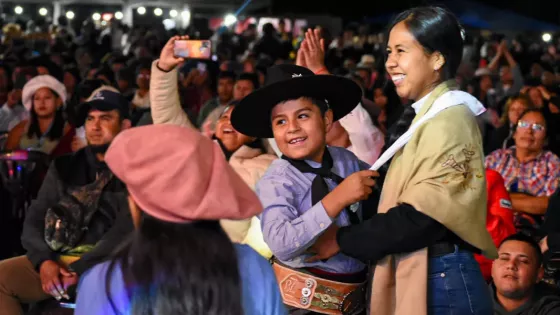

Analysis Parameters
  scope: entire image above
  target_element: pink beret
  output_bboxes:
[105,124,263,223]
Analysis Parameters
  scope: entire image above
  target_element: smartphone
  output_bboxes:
[174,40,211,59]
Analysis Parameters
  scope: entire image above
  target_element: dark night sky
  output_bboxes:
[270,0,560,25]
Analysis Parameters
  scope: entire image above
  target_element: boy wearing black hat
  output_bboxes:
[230,64,377,314]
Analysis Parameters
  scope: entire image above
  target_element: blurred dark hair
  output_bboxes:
[116,68,134,83]
[386,6,464,81]
[65,79,105,125]
[262,23,275,36]
[218,70,236,81]
[63,66,82,85]
[94,66,116,86]
[135,60,152,76]
[237,72,260,90]
[105,214,243,315]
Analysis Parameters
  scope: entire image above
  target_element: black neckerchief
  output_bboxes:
[281,148,360,224]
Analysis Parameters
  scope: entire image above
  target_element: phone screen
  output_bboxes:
[174,40,212,59]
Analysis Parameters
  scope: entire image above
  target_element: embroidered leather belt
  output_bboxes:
[272,262,366,315]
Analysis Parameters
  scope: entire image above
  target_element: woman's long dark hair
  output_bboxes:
[105,214,244,315]
[26,89,65,140]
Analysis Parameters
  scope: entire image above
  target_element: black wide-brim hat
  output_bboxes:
[230,64,362,139]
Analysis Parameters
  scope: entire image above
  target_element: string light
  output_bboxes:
[224,14,237,27]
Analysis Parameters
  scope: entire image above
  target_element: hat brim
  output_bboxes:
[231,75,362,138]
[76,100,119,127]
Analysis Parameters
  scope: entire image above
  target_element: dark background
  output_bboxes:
[270,0,560,24]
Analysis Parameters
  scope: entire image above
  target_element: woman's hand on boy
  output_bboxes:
[306,225,340,263]
[158,36,189,72]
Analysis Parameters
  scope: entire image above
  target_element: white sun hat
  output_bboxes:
[21,75,67,112]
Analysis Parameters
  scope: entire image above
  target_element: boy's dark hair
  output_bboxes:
[499,233,544,266]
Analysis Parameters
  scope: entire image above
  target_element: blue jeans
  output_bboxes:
[428,246,493,315]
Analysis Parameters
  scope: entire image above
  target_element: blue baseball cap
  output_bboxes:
[76,90,130,127]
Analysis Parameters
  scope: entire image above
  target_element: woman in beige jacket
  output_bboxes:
[150,36,275,257]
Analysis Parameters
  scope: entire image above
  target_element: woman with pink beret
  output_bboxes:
[75,124,286,315]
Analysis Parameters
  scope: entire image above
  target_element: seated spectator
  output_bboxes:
[491,233,560,314]
[0,90,132,314]
[5,75,73,157]
[115,68,135,101]
[130,62,152,126]
[541,186,560,254]
[196,70,235,127]
[486,109,560,233]
[201,72,260,135]
[486,40,524,107]
[62,66,81,101]
[75,124,285,315]
[0,74,27,133]
[487,94,534,154]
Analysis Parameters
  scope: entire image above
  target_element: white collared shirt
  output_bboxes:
[411,92,433,114]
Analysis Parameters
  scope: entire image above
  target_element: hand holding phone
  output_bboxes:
[174,40,212,59]
[158,36,190,72]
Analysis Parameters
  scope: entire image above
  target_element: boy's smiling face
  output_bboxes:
[271,97,333,162]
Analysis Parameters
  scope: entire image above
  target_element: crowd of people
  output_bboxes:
[0,5,559,315]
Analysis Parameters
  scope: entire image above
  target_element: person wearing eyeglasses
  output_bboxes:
[485,108,560,234]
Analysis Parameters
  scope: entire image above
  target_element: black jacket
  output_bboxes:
[21,148,133,275]
[491,283,560,315]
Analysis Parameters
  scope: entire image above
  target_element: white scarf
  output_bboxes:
[370,90,486,171]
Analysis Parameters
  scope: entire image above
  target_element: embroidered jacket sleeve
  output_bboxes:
[337,204,447,262]
[256,172,333,261]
